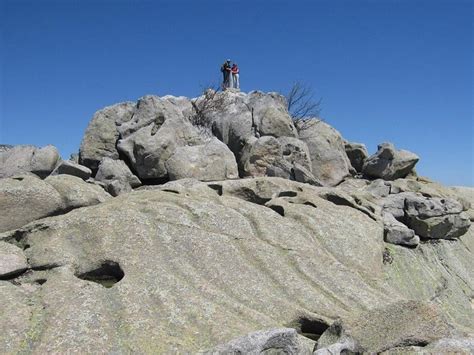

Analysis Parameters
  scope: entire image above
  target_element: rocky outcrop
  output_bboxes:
[0,177,471,353]
[298,120,353,186]
[1,91,472,353]
[363,142,419,180]
[0,145,60,179]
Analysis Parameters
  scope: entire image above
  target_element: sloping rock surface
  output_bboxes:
[0,178,471,353]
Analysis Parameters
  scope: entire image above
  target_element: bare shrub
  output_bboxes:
[286,82,322,131]
[190,84,226,130]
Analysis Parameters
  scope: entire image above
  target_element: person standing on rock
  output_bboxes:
[231,63,240,89]
[221,59,232,89]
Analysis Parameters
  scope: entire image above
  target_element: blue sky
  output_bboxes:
[1,0,472,186]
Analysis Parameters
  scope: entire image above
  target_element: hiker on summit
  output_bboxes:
[231,63,240,89]
[220,59,232,89]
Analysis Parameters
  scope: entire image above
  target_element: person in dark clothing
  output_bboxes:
[220,59,232,88]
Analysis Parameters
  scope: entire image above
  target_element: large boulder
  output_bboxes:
[240,136,282,177]
[44,175,110,209]
[345,141,369,173]
[363,142,419,180]
[94,157,141,196]
[297,120,352,186]
[165,138,238,181]
[79,102,136,172]
[117,115,203,181]
[0,145,60,179]
[382,211,419,247]
[403,195,470,240]
[0,175,64,233]
[0,174,110,233]
[51,159,92,180]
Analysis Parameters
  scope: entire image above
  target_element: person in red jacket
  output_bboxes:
[231,63,240,89]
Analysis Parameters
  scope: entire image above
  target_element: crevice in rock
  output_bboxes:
[208,184,223,196]
[161,189,180,194]
[0,268,28,281]
[35,279,47,285]
[267,204,285,217]
[303,201,317,208]
[32,263,61,271]
[76,261,124,288]
[278,191,298,198]
[288,316,330,341]
[140,176,170,186]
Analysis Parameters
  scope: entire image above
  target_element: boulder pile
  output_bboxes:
[0,90,472,353]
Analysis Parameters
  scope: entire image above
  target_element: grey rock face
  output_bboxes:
[79,102,135,172]
[363,142,419,180]
[278,136,312,172]
[407,212,471,240]
[117,115,203,181]
[240,136,282,177]
[0,242,28,278]
[316,300,452,353]
[165,138,238,181]
[0,145,60,179]
[95,157,141,196]
[51,160,92,180]
[207,328,301,354]
[404,195,470,239]
[345,141,368,172]
[382,212,419,247]
[247,90,297,138]
[298,120,352,186]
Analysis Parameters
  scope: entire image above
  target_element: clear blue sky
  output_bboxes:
[1,0,472,186]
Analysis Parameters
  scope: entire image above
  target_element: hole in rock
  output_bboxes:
[303,201,317,208]
[208,184,223,196]
[35,279,47,285]
[278,191,298,198]
[268,204,285,217]
[23,244,30,250]
[77,261,124,288]
[292,316,330,341]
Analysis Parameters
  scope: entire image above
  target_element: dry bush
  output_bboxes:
[286,82,322,131]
